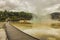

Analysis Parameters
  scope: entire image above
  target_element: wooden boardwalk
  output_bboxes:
[4,22,39,40]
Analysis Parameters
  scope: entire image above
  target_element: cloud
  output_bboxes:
[39,4,60,16]
[0,0,6,8]
[0,0,36,13]
[45,4,60,13]
[0,0,60,15]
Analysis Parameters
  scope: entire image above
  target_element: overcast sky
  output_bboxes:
[0,0,60,15]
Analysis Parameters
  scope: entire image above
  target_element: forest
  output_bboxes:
[0,10,33,22]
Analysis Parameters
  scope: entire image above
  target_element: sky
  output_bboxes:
[0,0,60,15]
[0,0,36,13]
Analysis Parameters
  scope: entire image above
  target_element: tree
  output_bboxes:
[0,11,33,22]
[50,12,60,21]
[7,12,20,21]
[19,11,33,23]
[0,10,7,21]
